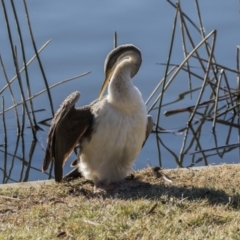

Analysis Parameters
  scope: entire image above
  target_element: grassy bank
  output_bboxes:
[0,164,240,239]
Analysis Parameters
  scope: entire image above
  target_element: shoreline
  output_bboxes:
[1,163,239,189]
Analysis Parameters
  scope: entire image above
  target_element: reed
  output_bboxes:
[146,0,240,168]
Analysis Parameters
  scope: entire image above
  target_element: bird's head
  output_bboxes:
[99,44,142,99]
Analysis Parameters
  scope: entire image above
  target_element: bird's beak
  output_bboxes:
[99,68,113,99]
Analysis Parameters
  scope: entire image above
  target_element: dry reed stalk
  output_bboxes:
[11,0,38,129]
[114,31,117,48]
[2,96,8,182]
[212,69,224,131]
[2,135,20,183]
[14,46,37,139]
[236,46,240,159]
[0,72,90,116]
[23,0,54,116]
[155,5,179,131]
[0,55,21,134]
[146,66,177,109]
[178,1,192,98]
[0,40,52,95]
[187,30,217,124]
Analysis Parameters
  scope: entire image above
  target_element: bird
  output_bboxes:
[42,44,153,189]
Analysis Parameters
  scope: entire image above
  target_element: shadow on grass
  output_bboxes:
[64,175,240,209]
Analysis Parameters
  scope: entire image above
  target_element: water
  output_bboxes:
[0,1,240,183]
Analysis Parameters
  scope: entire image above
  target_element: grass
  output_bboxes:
[0,165,240,239]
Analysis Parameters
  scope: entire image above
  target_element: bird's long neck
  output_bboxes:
[107,59,141,111]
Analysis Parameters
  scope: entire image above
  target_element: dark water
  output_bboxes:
[0,1,240,183]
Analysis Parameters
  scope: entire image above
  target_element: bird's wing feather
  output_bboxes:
[42,91,93,182]
[142,115,153,148]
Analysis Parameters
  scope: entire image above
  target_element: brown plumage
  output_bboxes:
[42,92,92,182]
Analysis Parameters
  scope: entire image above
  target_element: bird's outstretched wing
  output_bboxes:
[42,91,93,182]
[142,115,153,147]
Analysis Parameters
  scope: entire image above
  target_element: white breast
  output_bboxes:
[79,87,147,185]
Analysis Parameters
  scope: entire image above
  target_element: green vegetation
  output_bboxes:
[0,164,240,239]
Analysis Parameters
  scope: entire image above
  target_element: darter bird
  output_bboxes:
[42,44,153,189]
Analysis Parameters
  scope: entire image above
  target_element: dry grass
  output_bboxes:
[0,164,240,240]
